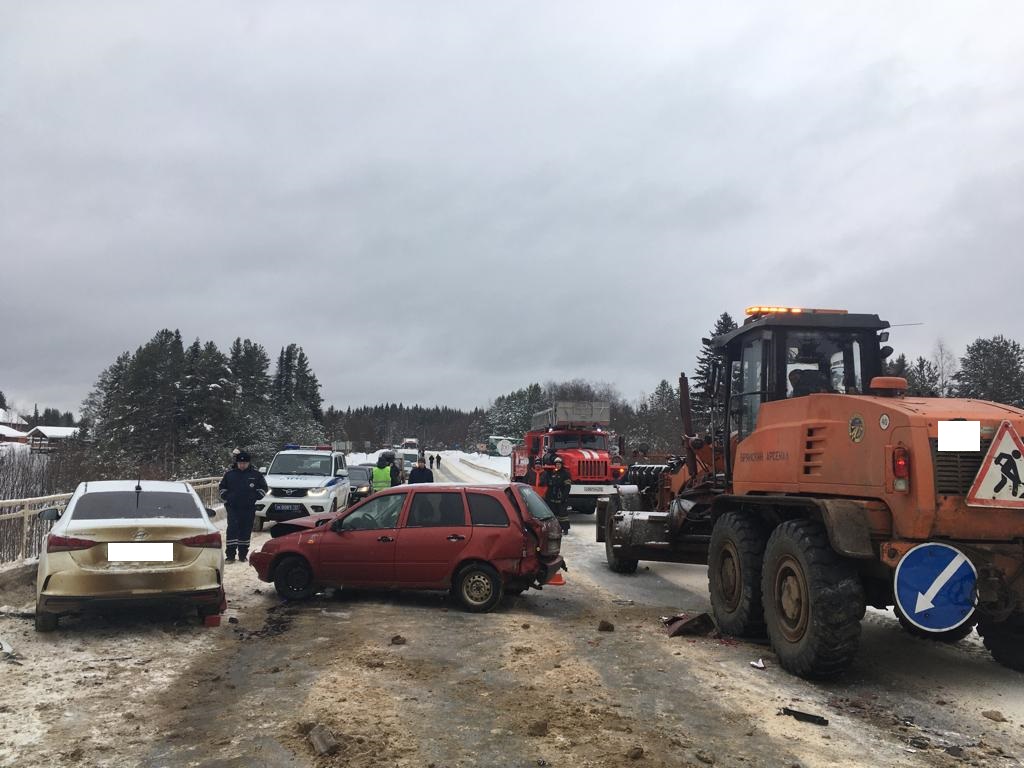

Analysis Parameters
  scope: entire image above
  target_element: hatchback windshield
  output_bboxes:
[72,491,202,520]
[269,454,332,475]
[515,485,555,520]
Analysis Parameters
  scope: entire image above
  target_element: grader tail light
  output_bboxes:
[893,446,910,492]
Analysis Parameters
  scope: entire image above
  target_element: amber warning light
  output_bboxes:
[745,306,849,316]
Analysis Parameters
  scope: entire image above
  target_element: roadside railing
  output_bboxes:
[0,477,221,568]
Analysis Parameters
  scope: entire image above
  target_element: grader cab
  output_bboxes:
[603,306,1024,678]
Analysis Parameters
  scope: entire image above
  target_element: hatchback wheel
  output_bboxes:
[35,606,58,632]
[454,563,503,612]
[274,556,315,600]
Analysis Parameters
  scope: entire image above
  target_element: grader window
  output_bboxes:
[731,337,764,440]
[785,332,863,397]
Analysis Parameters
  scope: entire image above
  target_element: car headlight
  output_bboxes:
[307,487,331,497]
[356,485,370,494]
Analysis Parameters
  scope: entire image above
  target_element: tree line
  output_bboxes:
[4,317,1024,498]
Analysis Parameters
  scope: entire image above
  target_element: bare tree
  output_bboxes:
[933,339,958,397]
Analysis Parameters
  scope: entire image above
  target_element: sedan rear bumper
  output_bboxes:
[38,586,224,615]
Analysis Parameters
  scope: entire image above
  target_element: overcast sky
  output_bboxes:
[3,2,1024,415]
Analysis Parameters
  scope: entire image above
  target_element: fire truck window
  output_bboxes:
[579,434,608,450]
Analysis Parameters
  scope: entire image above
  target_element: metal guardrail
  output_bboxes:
[0,477,221,568]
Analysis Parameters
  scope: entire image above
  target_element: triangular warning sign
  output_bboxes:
[965,420,1024,508]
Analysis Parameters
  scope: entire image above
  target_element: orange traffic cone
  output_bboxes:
[547,571,566,586]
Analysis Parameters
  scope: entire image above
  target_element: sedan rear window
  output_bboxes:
[72,491,202,520]
[468,493,509,527]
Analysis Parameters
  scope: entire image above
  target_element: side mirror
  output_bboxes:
[205,507,216,518]
[38,508,62,521]
[258,466,268,474]
[336,469,348,477]
[330,518,347,533]
[880,345,894,360]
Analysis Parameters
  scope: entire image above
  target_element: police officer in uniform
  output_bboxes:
[540,455,573,534]
[371,451,401,493]
[218,450,267,562]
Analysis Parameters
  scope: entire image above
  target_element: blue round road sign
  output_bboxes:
[894,543,977,632]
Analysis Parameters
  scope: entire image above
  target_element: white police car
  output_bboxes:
[254,445,350,531]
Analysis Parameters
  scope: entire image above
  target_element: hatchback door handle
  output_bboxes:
[447,534,465,542]
[377,535,394,543]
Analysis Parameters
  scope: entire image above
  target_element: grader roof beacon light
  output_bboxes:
[744,305,849,317]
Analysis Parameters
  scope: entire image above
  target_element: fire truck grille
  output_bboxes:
[576,460,608,479]
[929,438,990,495]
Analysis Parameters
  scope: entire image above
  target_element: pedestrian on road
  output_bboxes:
[408,456,434,484]
[540,455,572,534]
[435,454,442,470]
[429,454,435,470]
[218,450,267,563]
[372,451,401,492]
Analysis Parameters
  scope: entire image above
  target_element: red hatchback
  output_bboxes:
[249,483,565,612]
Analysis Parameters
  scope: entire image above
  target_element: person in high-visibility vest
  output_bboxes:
[371,451,400,493]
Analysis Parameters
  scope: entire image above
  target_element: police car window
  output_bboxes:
[72,491,202,520]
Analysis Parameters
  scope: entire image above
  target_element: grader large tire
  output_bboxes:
[708,512,768,637]
[761,519,864,679]
[978,613,1024,672]
[604,501,638,574]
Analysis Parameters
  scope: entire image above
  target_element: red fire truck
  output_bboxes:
[511,402,627,513]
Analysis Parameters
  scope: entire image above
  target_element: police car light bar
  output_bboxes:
[282,444,334,451]
[744,306,848,316]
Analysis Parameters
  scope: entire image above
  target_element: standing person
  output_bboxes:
[428,454,435,470]
[218,451,267,563]
[408,456,434,484]
[371,451,398,493]
[540,455,573,534]
[435,454,442,470]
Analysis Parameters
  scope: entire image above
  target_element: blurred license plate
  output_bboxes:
[108,542,174,562]
[275,504,301,512]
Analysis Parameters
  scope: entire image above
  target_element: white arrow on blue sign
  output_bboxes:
[894,543,977,632]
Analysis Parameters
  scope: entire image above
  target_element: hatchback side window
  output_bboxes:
[406,493,467,527]
[341,493,407,530]
[468,493,509,527]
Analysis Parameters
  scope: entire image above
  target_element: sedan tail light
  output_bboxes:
[180,532,222,549]
[47,534,98,552]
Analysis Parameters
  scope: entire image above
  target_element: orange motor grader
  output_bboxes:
[600,305,1024,678]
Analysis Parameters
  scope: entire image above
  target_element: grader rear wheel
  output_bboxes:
[761,520,864,679]
[708,512,767,637]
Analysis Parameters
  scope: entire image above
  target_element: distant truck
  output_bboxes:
[512,401,626,513]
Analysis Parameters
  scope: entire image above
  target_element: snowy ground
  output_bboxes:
[3,452,1022,766]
